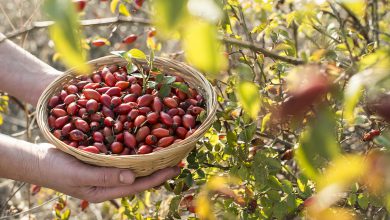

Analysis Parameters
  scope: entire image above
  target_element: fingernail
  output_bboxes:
[119,171,135,184]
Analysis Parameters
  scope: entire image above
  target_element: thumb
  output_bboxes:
[79,166,136,187]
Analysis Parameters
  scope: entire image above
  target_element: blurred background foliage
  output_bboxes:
[1,0,390,219]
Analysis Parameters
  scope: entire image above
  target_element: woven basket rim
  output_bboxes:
[36,55,217,160]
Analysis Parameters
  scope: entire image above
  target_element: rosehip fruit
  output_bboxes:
[138,145,153,154]
[122,34,137,44]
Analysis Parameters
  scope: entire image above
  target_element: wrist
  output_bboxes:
[0,134,45,184]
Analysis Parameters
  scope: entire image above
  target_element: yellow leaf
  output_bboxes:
[207,176,227,191]
[49,25,91,74]
[119,3,130,17]
[0,115,3,125]
[236,81,261,120]
[195,192,216,220]
[146,36,156,50]
[183,20,227,76]
[110,0,119,13]
[261,113,271,132]
[128,48,147,60]
[44,0,90,74]
[310,49,327,61]
[338,0,366,19]
[317,155,366,190]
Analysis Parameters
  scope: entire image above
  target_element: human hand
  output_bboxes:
[35,143,180,203]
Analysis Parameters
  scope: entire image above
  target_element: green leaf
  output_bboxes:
[147,81,157,89]
[159,84,171,98]
[197,110,207,123]
[295,108,340,179]
[155,74,164,83]
[183,20,227,76]
[131,73,144,78]
[357,193,369,209]
[239,122,257,143]
[227,131,237,148]
[237,63,255,81]
[185,173,193,186]
[169,196,181,217]
[171,82,189,93]
[111,50,126,58]
[44,0,90,74]
[164,76,176,84]
[127,49,147,60]
[236,81,261,120]
[119,3,131,17]
[110,0,119,13]
[348,194,357,206]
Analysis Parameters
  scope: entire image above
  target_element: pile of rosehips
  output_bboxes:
[47,64,206,155]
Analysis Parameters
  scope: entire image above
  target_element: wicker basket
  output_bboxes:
[36,55,217,177]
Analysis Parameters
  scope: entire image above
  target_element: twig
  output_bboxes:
[0,194,62,220]
[0,2,16,31]
[337,2,370,43]
[329,3,356,66]
[0,182,23,215]
[221,37,305,65]
[202,162,231,171]
[256,131,294,148]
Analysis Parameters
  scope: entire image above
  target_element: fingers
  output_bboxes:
[88,166,180,203]
[76,166,136,187]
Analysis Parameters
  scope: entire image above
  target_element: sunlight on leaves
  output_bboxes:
[152,0,188,36]
[236,81,261,120]
[195,192,215,220]
[183,20,227,76]
[44,0,90,74]
[307,207,356,220]
[317,155,366,190]
[337,0,366,19]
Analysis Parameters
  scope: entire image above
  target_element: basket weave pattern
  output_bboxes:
[37,56,217,177]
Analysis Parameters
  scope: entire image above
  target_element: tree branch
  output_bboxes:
[221,37,305,65]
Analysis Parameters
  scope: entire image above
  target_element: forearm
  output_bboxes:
[0,33,61,106]
[0,133,44,184]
